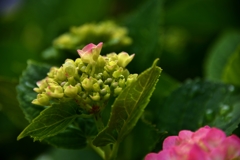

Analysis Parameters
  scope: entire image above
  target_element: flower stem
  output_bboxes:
[109,142,119,160]
[88,138,105,159]
[93,112,112,160]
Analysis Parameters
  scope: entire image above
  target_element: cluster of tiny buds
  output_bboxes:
[32,42,137,113]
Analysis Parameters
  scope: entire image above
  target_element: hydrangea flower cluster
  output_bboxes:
[145,126,240,160]
[53,21,132,50]
[32,42,137,113]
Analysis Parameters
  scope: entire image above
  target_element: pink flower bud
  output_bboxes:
[145,126,240,160]
[77,42,103,64]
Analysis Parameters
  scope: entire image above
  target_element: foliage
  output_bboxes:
[1,0,240,159]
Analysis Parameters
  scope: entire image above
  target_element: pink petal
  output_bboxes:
[187,144,210,160]
[82,43,96,52]
[144,153,160,160]
[179,130,193,141]
[96,42,103,49]
[223,135,240,159]
[192,126,211,142]
[202,127,226,150]
[163,136,180,149]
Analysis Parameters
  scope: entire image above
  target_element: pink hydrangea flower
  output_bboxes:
[145,126,240,160]
[77,42,103,64]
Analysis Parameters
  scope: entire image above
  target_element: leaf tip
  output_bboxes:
[17,133,24,141]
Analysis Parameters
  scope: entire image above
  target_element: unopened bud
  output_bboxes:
[75,58,84,67]
[103,93,110,100]
[118,78,125,88]
[32,94,50,106]
[100,89,107,95]
[63,60,76,77]
[47,67,58,78]
[35,79,48,92]
[105,60,118,72]
[97,56,106,67]
[64,85,79,97]
[56,67,67,81]
[80,73,88,82]
[112,68,123,78]
[92,82,100,92]
[90,92,100,101]
[105,78,112,84]
[117,52,135,68]
[97,79,103,86]
[103,71,110,79]
[46,85,64,98]
[126,74,138,86]
[107,53,118,61]
[111,82,118,88]
[81,78,93,91]
[114,87,122,96]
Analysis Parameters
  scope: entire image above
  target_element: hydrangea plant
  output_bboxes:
[17,42,162,160]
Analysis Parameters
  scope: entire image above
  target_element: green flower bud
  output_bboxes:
[111,82,118,88]
[81,78,93,91]
[117,52,135,68]
[80,66,87,73]
[104,78,112,84]
[93,83,100,92]
[75,58,84,68]
[80,73,88,82]
[97,56,106,67]
[107,52,118,61]
[97,79,103,86]
[100,88,107,95]
[90,92,100,101]
[112,68,123,78]
[46,78,56,84]
[103,93,110,100]
[103,71,110,80]
[84,97,92,104]
[32,94,50,106]
[126,74,138,86]
[94,73,102,80]
[47,67,58,78]
[68,77,77,85]
[122,69,130,79]
[34,79,48,93]
[63,60,76,77]
[103,85,110,93]
[56,67,67,82]
[105,60,118,72]
[114,86,122,96]
[46,85,64,98]
[118,78,125,88]
[64,85,79,97]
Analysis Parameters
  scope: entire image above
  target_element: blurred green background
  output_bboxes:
[0,0,240,159]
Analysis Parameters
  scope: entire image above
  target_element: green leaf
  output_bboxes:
[117,120,165,160]
[0,77,28,128]
[156,80,240,135]
[123,0,163,72]
[204,31,240,81]
[222,46,240,87]
[16,60,51,122]
[93,59,162,146]
[44,127,87,149]
[17,102,80,141]
[144,72,181,125]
